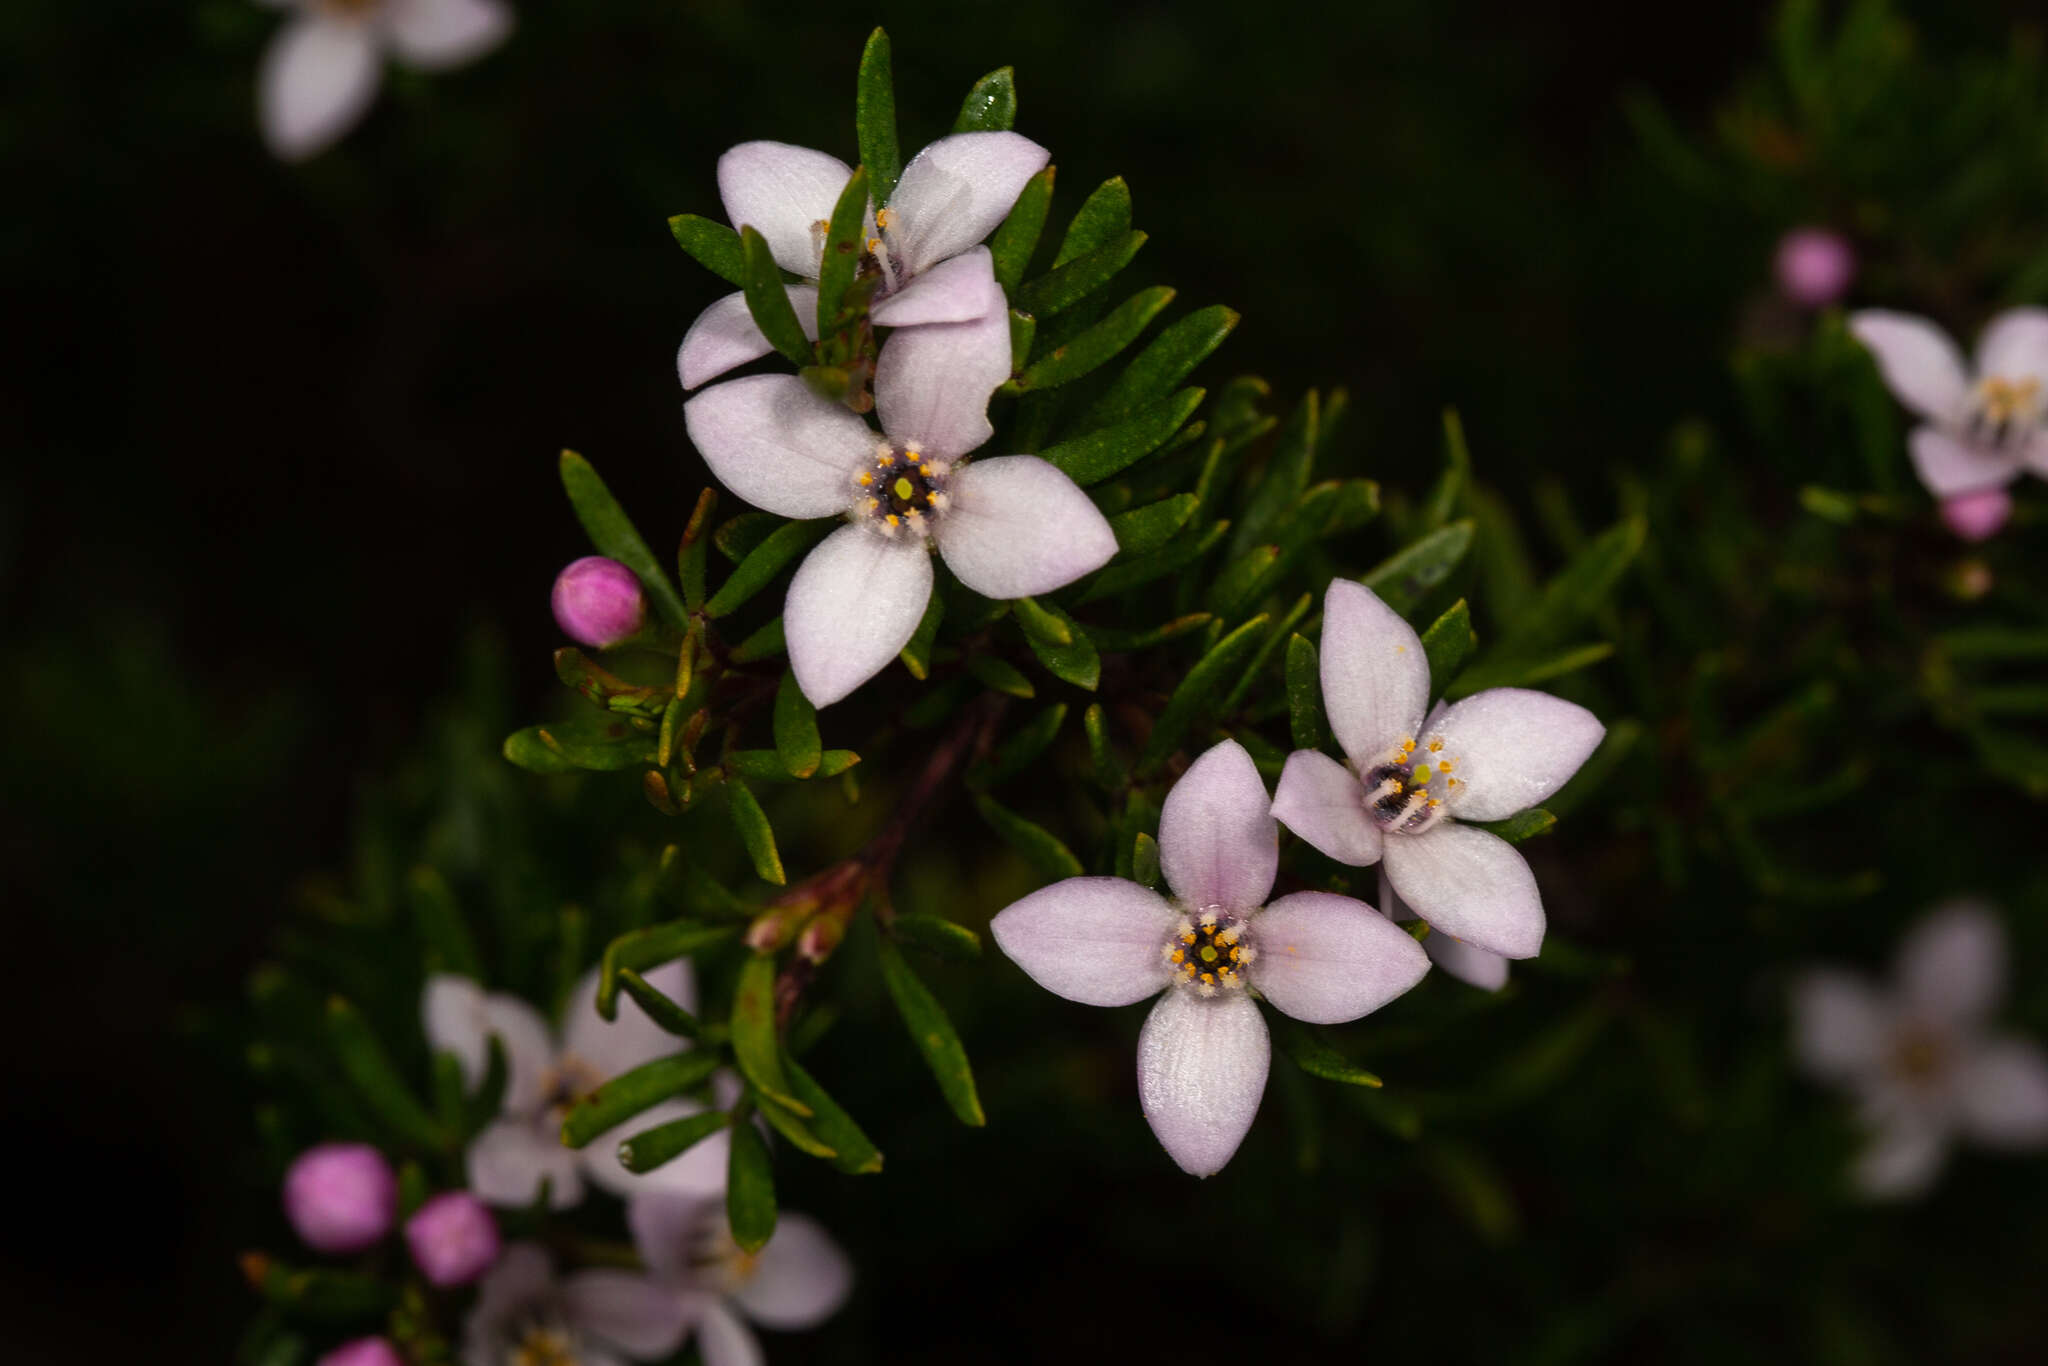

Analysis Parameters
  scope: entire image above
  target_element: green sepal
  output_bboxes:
[1108,493,1198,557]
[726,1115,778,1253]
[813,166,873,338]
[855,28,902,202]
[726,776,786,885]
[1080,305,1238,427]
[989,166,1055,293]
[667,214,746,286]
[875,935,986,1126]
[952,66,1017,133]
[975,793,1084,879]
[891,913,984,961]
[1055,176,1134,267]
[773,669,823,779]
[1138,613,1270,770]
[786,1057,886,1173]
[559,450,690,630]
[1360,519,1475,615]
[559,1050,720,1148]
[1014,230,1146,317]
[618,1109,730,1175]
[1420,598,1477,687]
[730,952,808,1115]
[325,996,445,1149]
[1042,387,1204,486]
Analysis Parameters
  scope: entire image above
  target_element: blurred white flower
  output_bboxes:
[1791,902,2048,1199]
[422,963,727,1209]
[461,1242,682,1366]
[991,740,1430,1176]
[256,0,512,162]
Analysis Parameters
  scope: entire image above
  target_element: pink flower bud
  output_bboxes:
[551,556,646,648]
[1941,487,2013,542]
[283,1144,397,1255]
[1774,227,1856,309]
[404,1191,500,1286]
[317,1338,406,1366]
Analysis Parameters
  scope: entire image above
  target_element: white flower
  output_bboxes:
[1270,580,1604,960]
[1381,871,1509,992]
[1791,902,2048,1200]
[256,0,512,162]
[678,132,1049,390]
[625,1196,854,1366]
[683,304,1116,707]
[423,963,727,1209]
[461,1242,684,1366]
[1848,307,2048,498]
[990,740,1431,1177]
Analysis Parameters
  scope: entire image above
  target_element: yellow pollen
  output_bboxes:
[875,208,894,229]
[864,497,879,514]
[1182,933,1195,945]
[886,514,900,526]
[1447,777,1459,787]
[866,236,882,253]
[893,477,915,501]
[1428,740,1443,752]
[858,472,873,486]
[1201,973,1214,984]
[1171,950,1185,964]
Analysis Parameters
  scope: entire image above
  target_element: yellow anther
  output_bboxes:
[1171,950,1185,964]
[875,208,893,229]
[1428,740,1443,752]
[886,514,900,526]
[1446,777,1459,787]
[864,497,879,513]
[857,472,873,486]
[866,236,882,253]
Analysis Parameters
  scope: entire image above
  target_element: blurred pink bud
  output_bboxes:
[1774,227,1856,309]
[552,556,647,648]
[316,1338,406,1366]
[283,1143,397,1255]
[1941,487,2013,542]
[404,1191,500,1286]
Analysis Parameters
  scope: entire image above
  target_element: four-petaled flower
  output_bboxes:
[684,303,1116,706]
[991,739,1431,1176]
[424,963,727,1209]
[1791,901,2048,1199]
[1849,307,2048,505]
[679,133,1050,389]
[1271,580,1604,960]
[461,1241,683,1366]
[257,0,512,162]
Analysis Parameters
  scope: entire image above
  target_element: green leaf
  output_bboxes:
[1360,520,1474,615]
[617,1109,730,1175]
[325,997,445,1149]
[1108,494,1198,557]
[1132,831,1160,888]
[730,952,808,1115]
[667,214,746,286]
[1222,592,1311,714]
[813,166,873,337]
[1474,808,1556,844]
[892,913,983,962]
[898,591,946,680]
[597,918,739,1018]
[1081,305,1239,427]
[1078,518,1228,602]
[740,226,813,367]
[1022,605,1099,690]
[504,715,656,773]
[752,1089,839,1159]
[1448,642,1614,696]
[875,935,986,1126]
[1087,613,1213,651]
[971,703,1069,788]
[1139,614,1270,770]
[966,653,1036,698]
[1008,309,1036,371]
[715,511,782,563]
[726,1116,778,1252]
[975,794,1084,879]
[1012,596,1072,646]
[786,1057,885,1173]
[732,616,786,663]
[952,66,1017,133]
[1420,598,1476,687]
[1452,517,1644,690]
[559,450,689,630]
[1012,286,1175,392]
[1054,177,1133,267]
[679,488,716,612]
[726,776,786,885]
[614,967,702,1039]
[773,669,822,778]
[1014,230,1146,317]
[560,1050,720,1148]
[406,866,480,978]
[1084,703,1124,790]
[727,749,859,782]
[243,1259,397,1322]
[1232,389,1318,558]
[1205,544,1280,620]
[856,28,902,203]
[1271,1011,1385,1087]
[989,166,1055,294]
[1041,387,1204,486]
[1422,407,1472,530]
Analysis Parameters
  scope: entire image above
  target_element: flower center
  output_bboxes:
[1888,1028,1950,1089]
[538,1054,606,1121]
[321,0,384,16]
[853,441,950,538]
[1966,374,2043,448]
[510,1325,581,1366]
[1360,734,1459,834]
[1161,909,1256,997]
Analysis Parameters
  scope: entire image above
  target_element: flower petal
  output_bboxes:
[1271,749,1382,866]
[1789,970,1890,1081]
[1425,687,1604,822]
[1136,988,1269,1177]
[463,1242,555,1352]
[872,303,1010,460]
[483,994,558,1116]
[581,1098,733,1202]
[384,0,512,70]
[1896,901,2004,1029]
[989,877,1176,1007]
[1957,1039,2048,1149]
[1908,425,2020,497]
[784,526,933,707]
[1973,306,2048,385]
[932,456,1117,599]
[1851,1117,1948,1200]
[683,375,874,519]
[1318,580,1430,769]
[678,288,821,391]
[562,961,696,1081]
[692,1298,765,1366]
[1158,740,1277,913]
[624,1195,717,1283]
[560,1271,689,1358]
[869,247,1002,328]
[422,973,490,1088]
[730,1212,854,1330]
[1248,891,1429,1025]
[1847,310,1969,424]
[885,132,1051,274]
[717,141,853,277]
[466,1119,583,1209]
[1381,822,1544,959]
[258,16,382,162]
[1425,931,1511,992]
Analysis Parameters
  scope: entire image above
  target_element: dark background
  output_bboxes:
[6,1,2045,1361]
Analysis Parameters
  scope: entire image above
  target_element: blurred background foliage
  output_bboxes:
[5,0,2048,1360]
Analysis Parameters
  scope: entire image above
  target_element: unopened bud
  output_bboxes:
[552,556,646,649]
[797,911,848,964]
[282,1143,397,1255]
[403,1191,499,1287]
[1774,227,1856,310]
[1940,487,2012,543]
[317,1339,406,1366]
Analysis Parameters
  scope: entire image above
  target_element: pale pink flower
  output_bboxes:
[1792,902,2048,1200]
[256,0,512,161]
[1940,487,2013,543]
[461,1242,684,1366]
[678,133,1049,389]
[404,1190,498,1287]
[1271,581,1604,960]
[683,305,1115,707]
[1774,227,1856,310]
[1381,872,1508,992]
[991,740,1430,1176]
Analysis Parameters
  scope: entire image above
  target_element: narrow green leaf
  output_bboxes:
[773,669,822,779]
[1420,598,1476,687]
[1271,1011,1385,1088]
[1041,387,1204,486]
[1232,390,1318,557]
[1014,230,1146,317]
[1283,478,1381,547]
[243,1259,397,1322]
[432,1050,466,1140]
[1458,517,1645,683]
[1449,641,1614,696]
[989,166,1055,294]
[1054,177,1133,267]
[406,866,480,979]
[560,1050,719,1147]
[971,703,1069,788]
[1013,287,1176,392]
[726,1117,778,1252]
[1081,305,1239,427]
[1087,613,1213,651]
[892,913,983,961]
[733,617,786,662]
[614,967,702,1039]
[1222,592,1311,714]
[952,66,1017,133]
[1108,494,1198,557]
[1360,520,1475,615]
[875,935,986,1126]
[1474,808,1557,844]
[752,1089,838,1159]
[325,997,445,1149]
[1084,702,1124,790]
[1013,597,1073,646]
[1008,308,1036,371]
[1206,544,1280,620]
[678,488,716,612]
[786,1057,885,1173]
[898,591,945,680]
[667,214,746,286]
[813,166,873,336]
[559,450,689,630]
[730,952,808,1115]
[726,777,786,885]
[1423,407,1472,530]
[1132,832,1160,888]
[966,653,1035,698]
[1139,614,1270,770]
[714,511,782,563]
[617,1109,729,1174]
[740,226,813,367]
[975,794,1084,879]
[1022,604,1099,690]
[727,749,859,782]
[1078,518,1228,603]
[597,918,739,1018]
